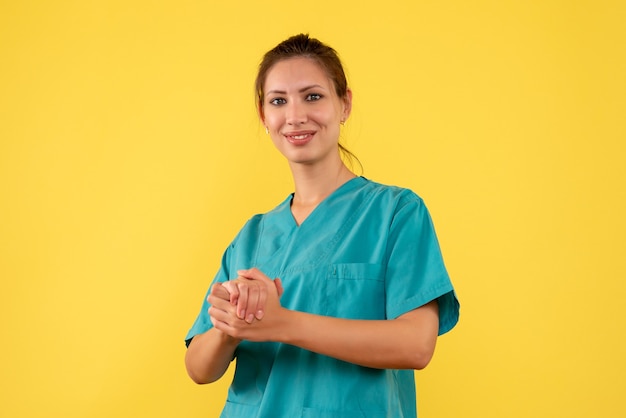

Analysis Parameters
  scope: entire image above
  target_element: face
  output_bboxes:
[261,57,351,167]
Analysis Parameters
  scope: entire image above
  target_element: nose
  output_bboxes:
[285,101,307,125]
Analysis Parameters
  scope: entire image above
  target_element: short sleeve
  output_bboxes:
[384,193,459,335]
[184,241,233,347]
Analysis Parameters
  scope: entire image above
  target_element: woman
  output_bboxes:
[185,33,459,417]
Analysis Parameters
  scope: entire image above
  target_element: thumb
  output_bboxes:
[237,267,271,283]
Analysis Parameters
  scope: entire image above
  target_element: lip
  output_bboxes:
[283,130,316,145]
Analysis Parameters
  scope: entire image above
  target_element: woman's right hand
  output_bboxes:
[217,272,284,323]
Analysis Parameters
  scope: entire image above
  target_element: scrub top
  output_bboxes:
[186,176,460,418]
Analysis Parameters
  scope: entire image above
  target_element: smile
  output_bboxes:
[284,131,315,145]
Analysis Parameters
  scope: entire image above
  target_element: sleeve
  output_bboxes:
[184,240,234,347]
[384,192,460,335]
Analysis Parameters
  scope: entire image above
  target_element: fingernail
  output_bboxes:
[256,310,264,320]
[246,313,254,323]
[238,310,245,319]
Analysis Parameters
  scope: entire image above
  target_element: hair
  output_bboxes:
[255,33,362,174]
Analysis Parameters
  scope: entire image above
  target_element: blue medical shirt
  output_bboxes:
[186,177,459,418]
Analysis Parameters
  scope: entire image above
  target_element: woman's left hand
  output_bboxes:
[208,268,286,342]
[220,268,283,323]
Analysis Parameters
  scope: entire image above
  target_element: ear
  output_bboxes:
[257,101,265,124]
[342,89,353,121]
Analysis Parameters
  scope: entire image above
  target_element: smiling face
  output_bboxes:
[260,57,351,167]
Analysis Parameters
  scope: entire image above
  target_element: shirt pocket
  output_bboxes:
[325,263,386,320]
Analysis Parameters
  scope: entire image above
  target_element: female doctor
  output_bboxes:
[184,33,459,418]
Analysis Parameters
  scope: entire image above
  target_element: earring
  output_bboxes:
[265,127,269,134]
[340,120,345,126]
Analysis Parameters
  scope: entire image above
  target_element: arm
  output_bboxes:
[185,277,285,384]
[210,268,440,370]
[281,301,438,370]
[184,283,241,384]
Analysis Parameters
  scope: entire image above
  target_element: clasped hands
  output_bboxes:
[207,268,284,342]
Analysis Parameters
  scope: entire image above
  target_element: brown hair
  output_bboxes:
[255,34,361,173]
[255,33,348,112]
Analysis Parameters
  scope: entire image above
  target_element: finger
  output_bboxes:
[254,284,268,320]
[237,268,272,283]
[209,307,236,334]
[236,281,249,320]
[207,293,236,314]
[210,317,230,336]
[245,282,261,323]
[209,298,245,324]
[274,278,284,298]
[208,305,228,323]
[239,281,260,323]
[210,282,231,302]
[221,281,240,305]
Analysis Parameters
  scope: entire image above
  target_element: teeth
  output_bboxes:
[293,135,307,139]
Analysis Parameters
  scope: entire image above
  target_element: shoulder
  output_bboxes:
[249,194,292,222]
[231,194,292,236]
[360,177,425,210]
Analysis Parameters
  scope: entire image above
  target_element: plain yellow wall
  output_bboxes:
[1,1,625,417]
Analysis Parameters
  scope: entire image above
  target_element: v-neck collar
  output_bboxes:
[285,176,367,228]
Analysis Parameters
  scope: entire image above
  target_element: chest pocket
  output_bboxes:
[325,263,386,320]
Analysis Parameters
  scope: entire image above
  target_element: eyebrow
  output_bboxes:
[266,84,324,95]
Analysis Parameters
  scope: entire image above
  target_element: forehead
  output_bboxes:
[264,57,332,92]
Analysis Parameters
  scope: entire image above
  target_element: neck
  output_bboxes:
[288,158,356,207]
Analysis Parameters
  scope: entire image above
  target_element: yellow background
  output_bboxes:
[1,1,624,417]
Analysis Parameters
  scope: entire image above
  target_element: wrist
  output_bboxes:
[215,328,242,346]
[274,308,299,345]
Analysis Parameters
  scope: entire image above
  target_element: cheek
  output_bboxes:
[314,105,342,125]
[266,124,283,149]
[264,111,282,129]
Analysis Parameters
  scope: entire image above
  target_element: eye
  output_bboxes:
[268,97,286,106]
[306,93,322,101]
